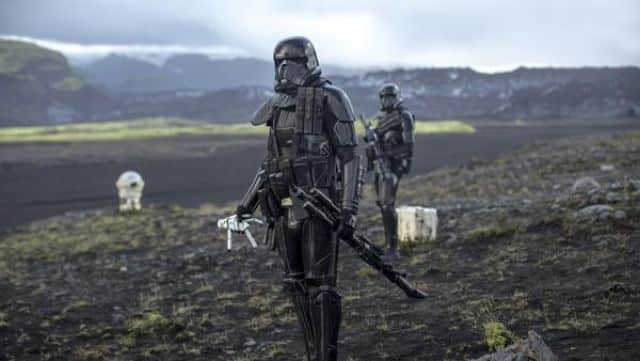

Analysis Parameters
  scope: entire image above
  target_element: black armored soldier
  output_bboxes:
[366,83,415,261]
[235,36,361,361]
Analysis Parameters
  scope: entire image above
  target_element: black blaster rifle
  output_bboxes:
[360,115,393,180]
[291,185,427,299]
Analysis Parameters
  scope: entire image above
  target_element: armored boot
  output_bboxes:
[309,286,342,361]
[284,278,316,360]
[381,204,401,262]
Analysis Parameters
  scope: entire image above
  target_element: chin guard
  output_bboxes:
[217,215,263,251]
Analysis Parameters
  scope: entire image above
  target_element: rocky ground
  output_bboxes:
[0,131,639,360]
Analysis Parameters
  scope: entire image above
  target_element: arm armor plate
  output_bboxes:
[401,110,415,146]
[341,155,363,213]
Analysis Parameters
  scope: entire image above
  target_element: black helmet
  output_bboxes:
[379,83,402,110]
[273,36,321,91]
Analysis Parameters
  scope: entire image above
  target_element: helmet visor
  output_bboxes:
[276,60,309,86]
[381,94,397,109]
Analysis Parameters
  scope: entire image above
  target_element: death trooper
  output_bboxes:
[366,83,415,261]
[236,36,361,361]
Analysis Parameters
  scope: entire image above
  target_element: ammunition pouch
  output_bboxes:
[265,156,335,190]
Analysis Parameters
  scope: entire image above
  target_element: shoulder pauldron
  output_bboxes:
[324,84,355,122]
[252,97,275,126]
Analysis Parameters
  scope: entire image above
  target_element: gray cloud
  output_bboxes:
[0,0,221,45]
[1,0,638,70]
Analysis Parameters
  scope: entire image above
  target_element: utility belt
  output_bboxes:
[264,156,335,189]
[258,156,336,220]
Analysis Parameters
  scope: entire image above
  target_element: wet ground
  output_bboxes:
[0,130,638,360]
[1,122,639,231]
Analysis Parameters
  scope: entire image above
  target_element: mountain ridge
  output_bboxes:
[0,40,114,126]
[1,39,638,126]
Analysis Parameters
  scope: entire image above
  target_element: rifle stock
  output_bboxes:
[359,115,393,180]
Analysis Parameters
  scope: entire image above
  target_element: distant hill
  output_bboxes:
[79,52,639,122]
[0,40,114,126]
[77,53,361,93]
[334,67,640,120]
[2,40,638,126]
[118,66,639,123]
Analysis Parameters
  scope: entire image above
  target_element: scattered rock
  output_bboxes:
[243,338,257,347]
[574,205,614,221]
[605,192,621,203]
[112,313,125,324]
[609,182,624,191]
[628,179,640,191]
[591,235,612,247]
[571,177,601,194]
[444,233,458,246]
[600,164,615,172]
[613,210,627,221]
[471,331,558,361]
[589,193,605,204]
[598,211,611,222]
[550,204,563,212]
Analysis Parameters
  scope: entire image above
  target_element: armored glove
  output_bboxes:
[235,204,253,221]
[337,209,357,239]
[397,158,411,174]
[365,146,375,172]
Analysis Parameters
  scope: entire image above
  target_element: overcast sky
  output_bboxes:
[1,0,639,71]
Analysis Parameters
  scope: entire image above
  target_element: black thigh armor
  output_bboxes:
[238,78,360,361]
[369,105,415,257]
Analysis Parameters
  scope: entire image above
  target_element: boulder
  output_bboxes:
[571,177,601,194]
[599,164,615,172]
[614,210,627,221]
[628,179,640,191]
[605,192,621,203]
[574,204,614,220]
[472,331,558,361]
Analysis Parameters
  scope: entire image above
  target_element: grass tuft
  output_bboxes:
[466,221,518,241]
[483,321,515,351]
[0,117,475,143]
[127,311,171,335]
[0,312,8,329]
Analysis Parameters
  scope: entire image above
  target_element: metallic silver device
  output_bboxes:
[217,215,263,251]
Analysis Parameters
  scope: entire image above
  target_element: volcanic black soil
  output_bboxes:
[0,130,639,360]
[2,122,639,231]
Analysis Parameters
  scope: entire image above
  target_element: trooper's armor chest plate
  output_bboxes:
[270,87,332,157]
[376,110,404,147]
[273,108,297,157]
[267,87,336,198]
